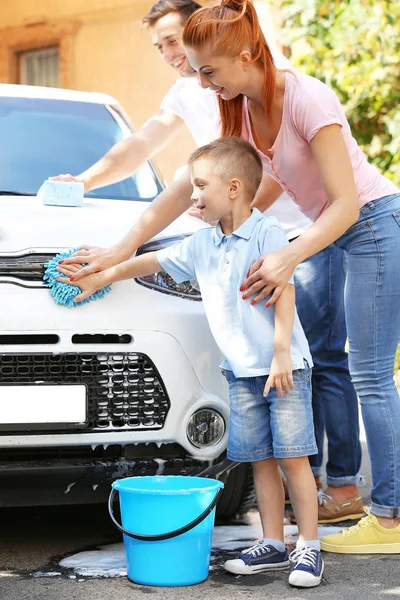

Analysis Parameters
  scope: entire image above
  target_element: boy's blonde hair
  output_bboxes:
[188,137,263,199]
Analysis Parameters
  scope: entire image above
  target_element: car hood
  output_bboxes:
[0,195,206,251]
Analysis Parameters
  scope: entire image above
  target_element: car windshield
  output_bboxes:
[0,96,163,201]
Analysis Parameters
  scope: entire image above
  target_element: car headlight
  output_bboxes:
[135,236,201,300]
[187,409,225,448]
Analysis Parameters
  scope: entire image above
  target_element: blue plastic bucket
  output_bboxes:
[108,475,224,586]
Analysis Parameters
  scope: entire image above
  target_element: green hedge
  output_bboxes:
[281,0,400,187]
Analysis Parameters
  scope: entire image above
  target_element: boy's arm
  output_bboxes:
[273,283,295,355]
[263,282,295,398]
[104,252,163,284]
[256,223,295,397]
[57,235,196,303]
[57,252,163,303]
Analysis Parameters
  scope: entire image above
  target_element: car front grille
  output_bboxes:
[0,253,55,282]
[0,353,170,432]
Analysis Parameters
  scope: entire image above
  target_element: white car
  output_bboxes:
[0,84,254,517]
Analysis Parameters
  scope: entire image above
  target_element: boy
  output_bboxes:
[58,137,323,588]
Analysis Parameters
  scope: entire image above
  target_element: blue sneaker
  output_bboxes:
[288,547,324,587]
[224,541,290,575]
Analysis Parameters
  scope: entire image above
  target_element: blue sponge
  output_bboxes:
[44,248,112,307]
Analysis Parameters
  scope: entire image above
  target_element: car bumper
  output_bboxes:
[0,455,236,507]
[0,328,229,459]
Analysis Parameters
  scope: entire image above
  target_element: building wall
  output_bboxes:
[0,1,282,183]
[0,0,195,183]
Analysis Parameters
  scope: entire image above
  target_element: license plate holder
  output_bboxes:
[0,383,88,431]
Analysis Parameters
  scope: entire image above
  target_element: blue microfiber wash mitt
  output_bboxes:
[44,248,112,307]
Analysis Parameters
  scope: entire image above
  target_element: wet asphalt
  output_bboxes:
[1,438,399,600]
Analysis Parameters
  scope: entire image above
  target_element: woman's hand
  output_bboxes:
[57,245,126,283]
[56,264,107,303]
[240,248,296,306]
[264,351,294,398]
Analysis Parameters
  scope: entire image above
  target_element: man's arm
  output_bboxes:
[251,173,284,212]
[58,169,194,279]
[51,109,184,192]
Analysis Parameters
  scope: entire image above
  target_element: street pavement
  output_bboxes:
[0,422,399,600]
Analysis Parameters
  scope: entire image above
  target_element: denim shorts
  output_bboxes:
[223,363,318,462]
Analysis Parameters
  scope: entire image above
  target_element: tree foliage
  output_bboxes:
[280,0,400,186]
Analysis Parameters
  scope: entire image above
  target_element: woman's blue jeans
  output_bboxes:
[294,244,361,487]
[333,192,400,518]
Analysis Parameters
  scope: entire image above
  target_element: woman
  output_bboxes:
[182,0,400,554]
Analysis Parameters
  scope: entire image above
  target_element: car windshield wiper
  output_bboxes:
[0,191,36,196]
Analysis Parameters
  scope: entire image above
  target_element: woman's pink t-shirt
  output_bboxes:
[242,70,398,221]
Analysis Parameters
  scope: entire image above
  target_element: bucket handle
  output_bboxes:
[108,485,224,542]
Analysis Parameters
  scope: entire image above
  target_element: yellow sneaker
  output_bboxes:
[320,510,400,554]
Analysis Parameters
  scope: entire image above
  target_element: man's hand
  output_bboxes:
[49,174,87,190]
[56,265,107,303]
[241,248,296,307]
[185,205,204,219]
[57,245,126,283]
[264,351,294,398]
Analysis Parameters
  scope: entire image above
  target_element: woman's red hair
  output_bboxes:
[182,0,276,137]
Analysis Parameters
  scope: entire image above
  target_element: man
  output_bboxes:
[53,0,362,522]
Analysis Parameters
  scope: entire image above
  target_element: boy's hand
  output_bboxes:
[56,265,108,303]
[264,351,294,398]
[56,245,125,282]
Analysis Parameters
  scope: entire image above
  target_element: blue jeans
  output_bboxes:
[294,245,361,487]
[223,364,317,462]
[334,193,400,518]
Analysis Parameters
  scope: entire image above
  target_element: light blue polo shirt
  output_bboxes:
[157,209,313,377]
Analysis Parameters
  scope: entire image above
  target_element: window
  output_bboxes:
[0,96,162,201]
[18,47,60,88]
